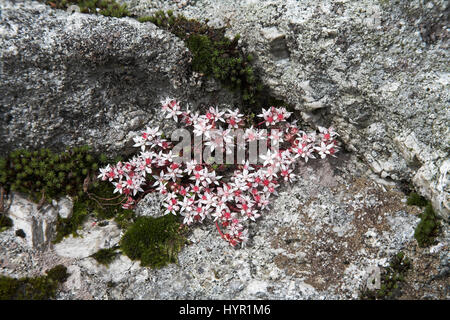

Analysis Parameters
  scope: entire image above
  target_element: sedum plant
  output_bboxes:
[99,99,339,247]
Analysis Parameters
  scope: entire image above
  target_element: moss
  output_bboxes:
[120,215,187,268]
[91,246,120,266]
[0,146,107,203]
[0,214,13,232]
[406,192,441,247]
[137,16,156,23]
[407,192,428,207]
[0,265,68,300]
[361,252,411,300]
[44,0,130,18]
[414,202,440,248]
[45,265,69,283]
[139,11,264,107]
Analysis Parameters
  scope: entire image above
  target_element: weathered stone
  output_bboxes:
[1,152,448,299]
[0,0,240,157]
[124,0,449,219]
[260,27,290,60]
[54,217,121,259]
[6,192,58,249]
[56,197,73,219]
[134,192,165,218]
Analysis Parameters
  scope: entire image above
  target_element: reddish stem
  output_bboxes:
[215,221,225,239]
[92,194,122,201]
[256,121,266,127]
[228,204,241,212]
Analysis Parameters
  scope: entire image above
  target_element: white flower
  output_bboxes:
[100,98,340,248]
[315,141,335,159]
[259,149,280,167]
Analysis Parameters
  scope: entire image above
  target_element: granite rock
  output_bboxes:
[123,0,449,218]
[0,0,240,157]
[7,192,58,249]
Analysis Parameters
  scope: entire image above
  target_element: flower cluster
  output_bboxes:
[98,99,339,247]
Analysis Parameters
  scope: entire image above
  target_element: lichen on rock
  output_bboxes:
[0,0,448,301]
[122,0,449,219]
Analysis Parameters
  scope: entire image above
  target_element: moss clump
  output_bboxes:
[139,10,222,40]
[44,0,130,18]
[139,11,263,106]
[45,265,70,283]
[361,252,411,300]
[414,203,440,247]
[407,192,428,207]
[0,214,13,232]
[407,192,441,247]
[0,265,68,300]
[91,246,120,266]
[0,146,107,203]
[120,215,187,268]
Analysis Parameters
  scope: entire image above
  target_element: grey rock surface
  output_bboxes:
[7,192,58,249]
[1,152,448,299]
[134,192,165,218]
[0,0,240,157]
[56,196,74,219]
[122,0,449,218]
[0,0,449,300]
[54,217,122,259]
